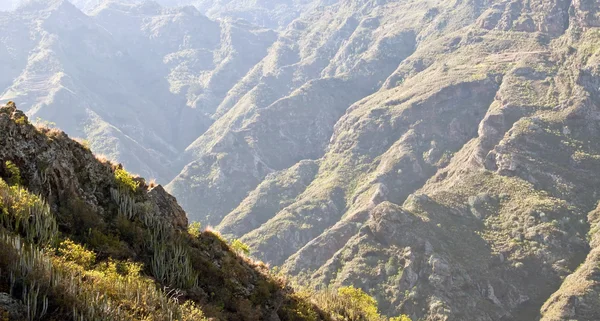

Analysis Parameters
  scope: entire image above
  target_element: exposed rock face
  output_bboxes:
[540,204,600,321]
[573,0,600,28]
[0,102,331,321]
[147,184,189,230]
[164,1,600,320]
[0,102,189,235]
[477,0,571,35]
[217,159,319,239]
[0,293,26,321]
[167,0,427,226]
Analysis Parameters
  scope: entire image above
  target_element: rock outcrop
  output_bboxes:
[0,102,331,321]
[0,292,26,321]
[0,101,187,234]
[147,184,189,230]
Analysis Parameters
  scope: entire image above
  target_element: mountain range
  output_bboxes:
[2,0,600,320]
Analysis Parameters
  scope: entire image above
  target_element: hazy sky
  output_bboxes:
[0,0,199,12]
[0,0,19,11]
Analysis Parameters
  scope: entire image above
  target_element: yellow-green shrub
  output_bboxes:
[57,239,96,269]
[0,229,207,321]
[231,239,251,255]
[0,178,58,247]
[337,286,379,320]
[188,221,202,238]
[4,161,21,186]
[114,168,139,193]
[308,286,390,321]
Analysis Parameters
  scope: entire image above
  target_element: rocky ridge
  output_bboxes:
[0,101,334,321]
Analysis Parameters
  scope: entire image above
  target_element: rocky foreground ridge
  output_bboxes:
[0,101,344,321]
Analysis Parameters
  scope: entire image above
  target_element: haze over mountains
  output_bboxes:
[2,0,600,320]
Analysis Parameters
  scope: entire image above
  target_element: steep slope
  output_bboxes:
[540,203,600,320]
[192,0,318,29]
[167,0,456,225]
[37,0,317,29]
[299,4,600,321]
[3,0,600,319]
[183,0,600,320]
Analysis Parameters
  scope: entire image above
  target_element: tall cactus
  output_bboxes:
[0,179,58,247]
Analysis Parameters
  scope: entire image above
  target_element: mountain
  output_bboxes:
[166,0,422,225]
[191,0,318,29]
[0,0,275,182]
[0,101,407,321]
[9,0,310,28]
[2,0,600,320]
[168,0,600,320]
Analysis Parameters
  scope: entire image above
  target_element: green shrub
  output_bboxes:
[230,239,251,256]
[337,286,379,320]
[57,239,96,269]
[87,229,128,258]
[309,286,386,321]
[114,168,139,194]
[0,178,58,247]
[14,116,27,125]
[0,230,207,321]
[4,161,21,186]
[188,221,202,238]
[279,291,320,321]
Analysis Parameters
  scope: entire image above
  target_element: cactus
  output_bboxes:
[0,179,206,320]
[23,282,48,321]
[111,188,135,220]
[0,179,58,247]
[150,236,198,289]
[0,229,204,321]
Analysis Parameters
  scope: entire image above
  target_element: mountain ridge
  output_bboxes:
[2,0,600,320]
